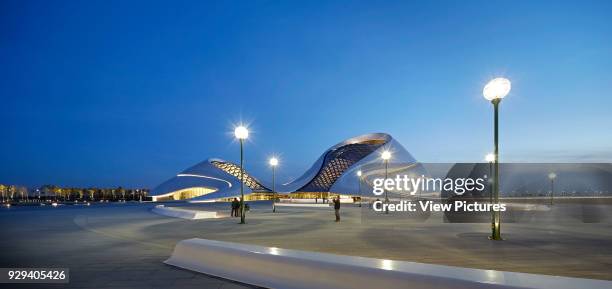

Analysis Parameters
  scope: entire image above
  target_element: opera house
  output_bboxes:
[150,133,421,202]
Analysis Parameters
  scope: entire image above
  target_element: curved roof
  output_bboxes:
[279,133,392,192]
[150,158,252,201]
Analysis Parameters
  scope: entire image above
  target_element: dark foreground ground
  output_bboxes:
[1,200,611,289]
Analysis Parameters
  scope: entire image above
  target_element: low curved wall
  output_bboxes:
[165,238,612,289]
[152,205,219,220]
[275,203,330,208]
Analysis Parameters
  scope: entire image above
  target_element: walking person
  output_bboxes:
[231,198,239,217]
[333,196,341,222]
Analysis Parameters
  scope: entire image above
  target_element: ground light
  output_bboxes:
[483,77,511,240]
[269,157,279,212]
[381,150,391,214]
[549,172,557,205]
[234,125,249,224]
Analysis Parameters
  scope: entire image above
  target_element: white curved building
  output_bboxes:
[150,133,421,202]
[150,158,269,202]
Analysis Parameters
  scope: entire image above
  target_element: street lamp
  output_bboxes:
[234,125,249,224]
[357,170,362,207]
[269,157,279,212]
[381,150,391,214]
[483,77,511,240]
[548,172,557,206]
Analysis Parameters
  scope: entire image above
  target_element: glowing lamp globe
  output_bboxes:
[485,153,495,163]
[381,150,392,160]
[269,157,278,167]
[357,170,362,177]
[483,77,511,101]
[234,126,249,140]
[548,172,557,180]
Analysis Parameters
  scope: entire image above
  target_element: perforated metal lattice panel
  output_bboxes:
[297,142,385,192]
[211,161,268,191]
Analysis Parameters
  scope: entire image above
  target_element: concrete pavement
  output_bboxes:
[1,201,611,289]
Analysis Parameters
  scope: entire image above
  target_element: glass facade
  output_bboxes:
[152,187,217,201]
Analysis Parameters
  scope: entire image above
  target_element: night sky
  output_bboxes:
[1,0,611,188]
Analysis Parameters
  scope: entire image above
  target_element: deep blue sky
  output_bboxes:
[1,0,611,188]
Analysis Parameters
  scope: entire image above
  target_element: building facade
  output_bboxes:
[150,133,421,202]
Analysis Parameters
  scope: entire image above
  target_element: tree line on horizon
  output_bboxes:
[0,184,149,202]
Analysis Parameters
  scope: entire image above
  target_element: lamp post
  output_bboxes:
[483,77,511,240]
[381,150,391,214]
[548,172,557,206]
[485,153,495,228]
[234,125,249,224]
[357,170,362,207]
[269,157,279,212]
[485,153,495,202]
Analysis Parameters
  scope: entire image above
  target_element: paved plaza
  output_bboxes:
[1,201,611,289]
[0,204,260,289]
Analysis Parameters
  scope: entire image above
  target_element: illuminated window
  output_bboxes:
[152,187,217,201]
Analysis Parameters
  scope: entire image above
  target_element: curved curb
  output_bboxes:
[152,205,220,220]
